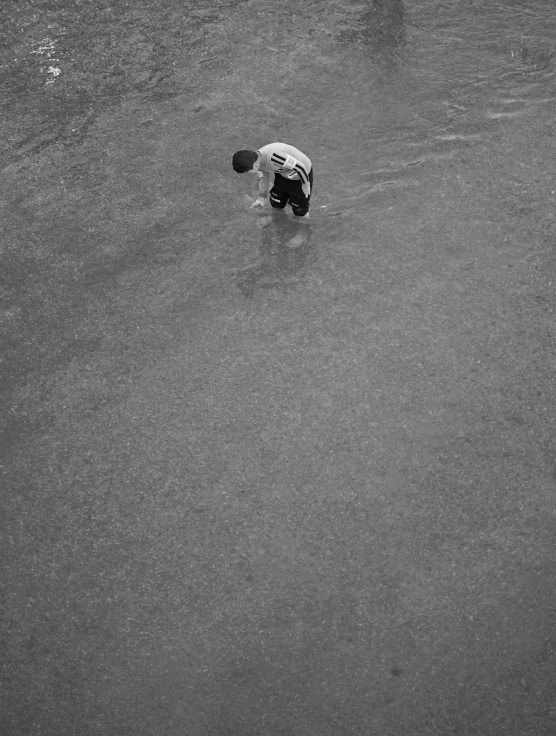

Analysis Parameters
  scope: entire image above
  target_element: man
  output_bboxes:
[232,142,313,218]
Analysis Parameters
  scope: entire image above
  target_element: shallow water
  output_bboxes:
[2,2,556,735]
[3,0,554,376]
[2,0,554,300]
[2,1,555,169]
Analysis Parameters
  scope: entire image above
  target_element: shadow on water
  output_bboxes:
[236,213,315,299]
[337,0,405,57]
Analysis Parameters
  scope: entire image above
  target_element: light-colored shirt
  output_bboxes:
[256,142,312,199]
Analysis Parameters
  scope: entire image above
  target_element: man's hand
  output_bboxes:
[251,197,265,210]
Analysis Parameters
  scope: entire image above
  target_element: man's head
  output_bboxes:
[232,150,260,173]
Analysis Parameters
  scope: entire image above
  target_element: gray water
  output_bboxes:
[2,1,556,735]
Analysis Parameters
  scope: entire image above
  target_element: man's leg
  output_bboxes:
[289,193,310,217]
[269,188,288,210]
[289,169,313,217]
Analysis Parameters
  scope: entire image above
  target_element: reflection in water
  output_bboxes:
[236,213,315,299]
[339,0,405,55]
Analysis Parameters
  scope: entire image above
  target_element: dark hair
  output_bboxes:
[232,150,258,173]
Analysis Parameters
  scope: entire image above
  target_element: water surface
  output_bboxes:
[2,2,556,735]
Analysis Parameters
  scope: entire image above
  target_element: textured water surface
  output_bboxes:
[2,2,556,735]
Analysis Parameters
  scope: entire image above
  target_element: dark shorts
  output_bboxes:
[269,169,314,216]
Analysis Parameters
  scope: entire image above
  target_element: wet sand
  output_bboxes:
[2,1,556,734]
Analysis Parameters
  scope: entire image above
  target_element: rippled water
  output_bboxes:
[1,1,553,208]
[3,0,552,277]
[2,0,555,175]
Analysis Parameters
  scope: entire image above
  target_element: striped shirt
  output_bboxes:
[256,142,312,199]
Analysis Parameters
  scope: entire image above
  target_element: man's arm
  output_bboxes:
[250,170,271,209]
[295,164,311,198]
[257,170,271,198]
